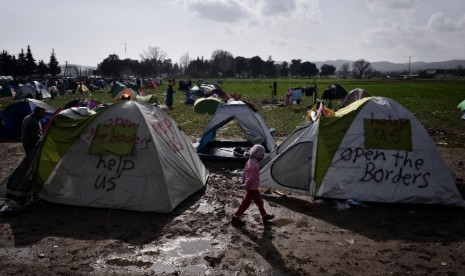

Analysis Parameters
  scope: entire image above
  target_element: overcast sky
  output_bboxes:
[2,0,465,67]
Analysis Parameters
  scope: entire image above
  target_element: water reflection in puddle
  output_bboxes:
[192,201,222,213]
[147,237,218,257]
[9,247,33,258]
[146,237,220,274]
[99,236,223,275]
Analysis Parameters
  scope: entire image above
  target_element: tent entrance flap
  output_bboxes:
[270,141,313,191]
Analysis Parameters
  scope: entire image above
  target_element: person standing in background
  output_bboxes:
[166,82,174,109]
[21,106,45,154]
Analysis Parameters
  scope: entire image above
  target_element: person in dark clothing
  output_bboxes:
[21,106,45,154]
[35,90,43,100]
[184,79,193,105]
[165,84,174,109]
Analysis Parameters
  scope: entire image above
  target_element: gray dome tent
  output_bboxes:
[340,88,371,108]
[196,100,276,161]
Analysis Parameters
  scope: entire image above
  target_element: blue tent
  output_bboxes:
[1,85,15,98]
[196,101,276,162]
[95,79,108,88]
[0,98,56,139]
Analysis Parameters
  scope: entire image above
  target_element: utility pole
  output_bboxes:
[408,56,411,79]
[186,51,189,77]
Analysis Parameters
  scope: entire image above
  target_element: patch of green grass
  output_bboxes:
[1,78,464,147]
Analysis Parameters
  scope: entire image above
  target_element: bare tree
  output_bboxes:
[353,59,372,79]
[179,52,190,77]
[139,46,167,76]
[140,46,167,62]
[210,49,235,77]
[339,63,350,78]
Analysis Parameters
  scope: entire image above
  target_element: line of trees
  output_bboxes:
[97,47,341,80]
[0,44,400,80]
[0,46,61,78]
[6,44,462,81]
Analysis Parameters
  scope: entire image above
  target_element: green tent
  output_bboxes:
[136,94,158,104]
[114,87,140,101]
[193,96,222,114]
[457,99,465,112]
[110,82,126,98]
[260,97,464,206]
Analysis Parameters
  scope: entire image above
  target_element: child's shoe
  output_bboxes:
[231,215,245,226]
[262,214,275,223]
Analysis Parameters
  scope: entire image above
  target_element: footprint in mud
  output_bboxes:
[105,258,152,268]
[230,234,241,244]
[270,218,293,227]
[204,253,224,267]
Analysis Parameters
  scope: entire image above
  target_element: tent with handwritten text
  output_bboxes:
[35,101,209,212]
[260,97,464,206]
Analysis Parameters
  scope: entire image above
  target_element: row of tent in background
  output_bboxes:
[1,94,463,213]
[114,80,373,117]
[0,98,103,139]
[0,79,111,100]
[0,80,224,140]
[292,83,465,120]
[2,80,462,144]
[110,80,222,105]
[0,80,389,145]
[284,83,369,109]
[0,82,162,140]
[190,83,371,117]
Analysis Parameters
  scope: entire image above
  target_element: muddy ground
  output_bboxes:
[1,141,465,276]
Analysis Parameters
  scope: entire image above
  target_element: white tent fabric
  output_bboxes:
[38,101,209,212]
[24,98,56,113]
[15,81,51,99]
[261,121,311,166]
[15,85,35,99]
[261,97,464,206]
[30,81,51,98]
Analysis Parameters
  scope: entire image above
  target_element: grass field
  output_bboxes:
[1,78,464,148]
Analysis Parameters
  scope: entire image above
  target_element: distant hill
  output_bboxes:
[313,59,465,72]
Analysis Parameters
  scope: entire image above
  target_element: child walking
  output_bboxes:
[232,144,274,224]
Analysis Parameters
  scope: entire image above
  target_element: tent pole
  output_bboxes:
[105,208,112,225]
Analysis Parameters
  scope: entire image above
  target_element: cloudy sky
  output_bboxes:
[1,0,465,67]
